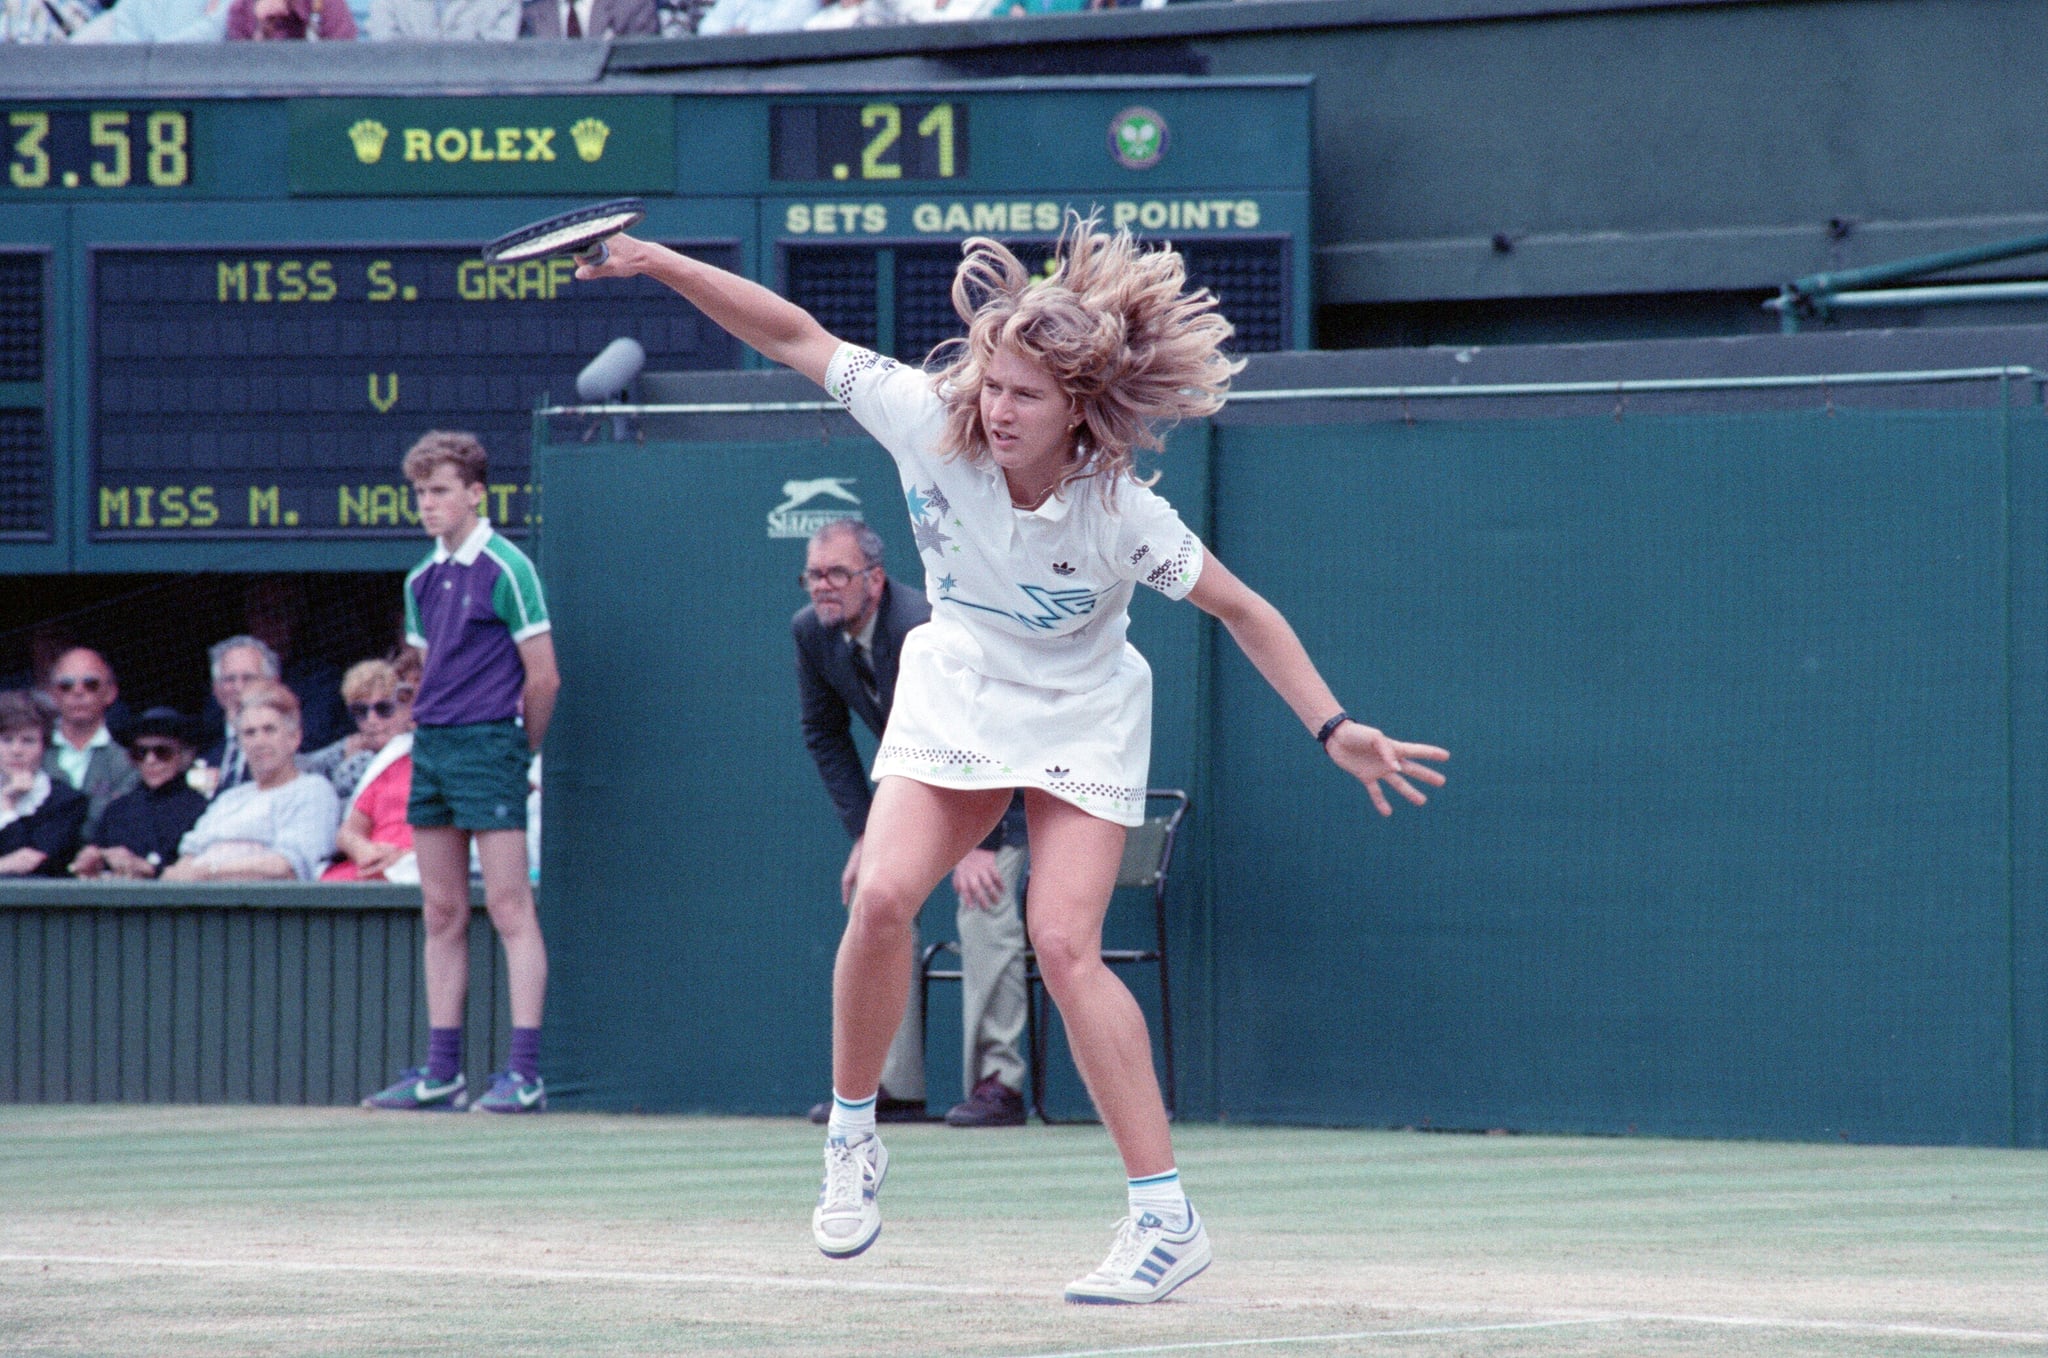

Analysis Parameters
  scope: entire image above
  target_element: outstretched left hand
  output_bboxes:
[1325,723,1449,817]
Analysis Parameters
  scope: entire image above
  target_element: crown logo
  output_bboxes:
[570,118,611,163]
[347,119,389,165]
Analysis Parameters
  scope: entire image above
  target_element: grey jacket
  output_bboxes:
[43,739,140,847]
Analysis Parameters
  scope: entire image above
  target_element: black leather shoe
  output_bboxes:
[876,1094,933,1122]
[808,1090,933,1124]
[945,1076,1026,1127]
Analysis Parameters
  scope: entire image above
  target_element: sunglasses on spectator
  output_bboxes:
[53,675,104,692]
[797,564,876,590]
[349,698,405,721]
[132,742,184,762]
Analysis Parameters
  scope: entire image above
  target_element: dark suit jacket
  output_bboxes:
[794,576,926,842]
[0,779,88,876]
[519,0,657,36]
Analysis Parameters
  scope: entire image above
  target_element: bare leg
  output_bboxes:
[476,828,546,1028]
[414,826,473,1029]
[834,778,1009,1100]
[1022,789,1173,1177]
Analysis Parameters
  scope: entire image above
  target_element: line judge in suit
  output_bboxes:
[793,518,1031,1128]
[519,0,655,36]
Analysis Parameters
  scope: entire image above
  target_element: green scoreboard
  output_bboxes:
[0,78,1312,573]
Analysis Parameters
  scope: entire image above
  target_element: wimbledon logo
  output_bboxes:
[1108,107,1168,171]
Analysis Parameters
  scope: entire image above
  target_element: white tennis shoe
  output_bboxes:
[812,1133,889,1259]
[1064,1207,1212,1304]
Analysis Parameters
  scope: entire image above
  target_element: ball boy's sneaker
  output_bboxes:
[362,1066,468,1111]
[812,1133,889,1259]
[471,1071,547,1113]
[1063,1208,1212,1304]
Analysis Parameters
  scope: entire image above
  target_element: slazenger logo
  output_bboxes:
[767,477,862,539]
[346,117,612,166]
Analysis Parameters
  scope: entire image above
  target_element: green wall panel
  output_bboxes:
[0,889,510,1106]
[1207,409,2040,1143]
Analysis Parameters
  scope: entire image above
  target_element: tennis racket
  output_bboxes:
[481,198,646,267]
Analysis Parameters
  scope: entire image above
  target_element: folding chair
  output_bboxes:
[921,788,1188,1124]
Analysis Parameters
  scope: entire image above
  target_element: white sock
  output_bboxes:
[827,1090,877,1142]
[1127,1169,1188,1230]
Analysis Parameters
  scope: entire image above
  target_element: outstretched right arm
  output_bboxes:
[576,236,841,387]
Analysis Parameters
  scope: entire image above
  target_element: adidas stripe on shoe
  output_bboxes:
[812,1133,889,1259]
[1064,1208,1211,1304]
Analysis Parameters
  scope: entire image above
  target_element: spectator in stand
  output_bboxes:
[39,647,138,845]
[800,0,882,28]
[365,0,515,39]
[163,682,339,883]
[519,0,653,36]
[244,578,348,753]
[694,0,813,36]
[896,0,1001,21]
[196,635,279,799]
[227,0,355,36]
[300,653,419,801]
[0,692,87,878]
[70,708,208,881]
[321,692,417,883]
[69,0,227,40]
[1,0,104,39]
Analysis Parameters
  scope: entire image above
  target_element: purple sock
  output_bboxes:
[427,1027,463,1083]
[509,1027,542,1081]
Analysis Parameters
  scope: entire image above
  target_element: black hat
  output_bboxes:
[125,706,198,749]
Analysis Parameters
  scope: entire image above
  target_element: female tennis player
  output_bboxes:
[578,216,1448,1304]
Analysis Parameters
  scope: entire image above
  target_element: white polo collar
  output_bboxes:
[55,723,112,755]
[432,518,495,566]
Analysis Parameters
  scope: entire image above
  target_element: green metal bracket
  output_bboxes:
[1772,230,2048,332]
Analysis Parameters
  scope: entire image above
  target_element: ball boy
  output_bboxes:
[364,430,561,1113]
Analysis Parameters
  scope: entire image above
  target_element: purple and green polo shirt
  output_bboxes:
[404,519,551,728]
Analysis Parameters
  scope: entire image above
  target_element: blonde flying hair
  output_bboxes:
[931,213,1243,502]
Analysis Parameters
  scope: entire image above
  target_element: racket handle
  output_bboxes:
[576,240,610,267]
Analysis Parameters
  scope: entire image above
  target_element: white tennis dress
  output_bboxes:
[827,343,1205,827]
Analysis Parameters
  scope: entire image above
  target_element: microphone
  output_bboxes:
[576,337,645,403]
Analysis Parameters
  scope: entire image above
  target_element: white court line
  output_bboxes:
[8,1253,2047,1349]
[0,1252,1006,1298]
[999,1318,1626,1358]
[1002,1311,2048,1358]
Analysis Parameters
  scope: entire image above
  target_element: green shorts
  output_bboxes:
[408,721,531,832]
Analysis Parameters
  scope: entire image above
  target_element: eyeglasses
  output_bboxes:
[132,742,184,762]
[53,675,104,693]
[349,698,405,722]
[797,564,876,590]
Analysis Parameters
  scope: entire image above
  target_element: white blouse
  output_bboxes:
[827,343,1204,695]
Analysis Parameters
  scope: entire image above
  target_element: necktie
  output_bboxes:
[849,641,879,708]
[565,1,581,34]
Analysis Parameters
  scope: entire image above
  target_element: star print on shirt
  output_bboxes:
[906,486,930,520]
[912,516,954,555]
[937,574,957,594]
[923,484,950,517]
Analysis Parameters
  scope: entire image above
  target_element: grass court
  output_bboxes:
[1,1106,2043,1357]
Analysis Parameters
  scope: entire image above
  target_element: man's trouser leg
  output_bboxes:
[877,903,926,1101]
[958,844,1028,1092]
